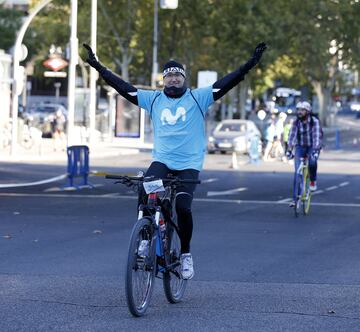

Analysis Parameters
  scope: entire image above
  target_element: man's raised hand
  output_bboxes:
[253,42,267,63]
[244,42,267,71]
[83,43,104,71]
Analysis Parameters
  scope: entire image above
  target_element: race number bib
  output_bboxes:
[143,179,165,194]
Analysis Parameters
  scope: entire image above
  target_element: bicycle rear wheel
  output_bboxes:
[163,222,187,303]
[302,169,311,215]
[125,217,156,317]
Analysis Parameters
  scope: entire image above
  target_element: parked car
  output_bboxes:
[24,103,68,137]
[350,101,360,112]
[207,119,261,154]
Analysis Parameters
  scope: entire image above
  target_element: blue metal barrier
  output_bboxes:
[66,145,91,188]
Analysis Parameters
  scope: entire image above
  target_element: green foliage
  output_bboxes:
[22,1,70,77]
[156,0,212,85]
[0,7,23,51]
[261,55,307,91]
[338,0,360,71]
[6,0,359,98]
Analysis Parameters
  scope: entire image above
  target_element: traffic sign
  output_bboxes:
[43,56,68,71]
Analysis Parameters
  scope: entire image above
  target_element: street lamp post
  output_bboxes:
[151,0,178,89]
[151,0,159,89]
[66,0,78,146]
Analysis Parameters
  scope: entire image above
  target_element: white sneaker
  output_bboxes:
[309,181,317,191]
[180,253,194,280]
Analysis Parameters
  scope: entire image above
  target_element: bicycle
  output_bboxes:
[1,121,38,150]
[106,173,200,317]
[292,157,311,217]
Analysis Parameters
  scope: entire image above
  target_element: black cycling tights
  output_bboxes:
[138,161,199,254]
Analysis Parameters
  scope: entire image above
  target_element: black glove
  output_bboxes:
[252,42,267,63]
[243,42,267,72]
[83,43,106,72]
[311,149,320,160]
[286,150,294,160]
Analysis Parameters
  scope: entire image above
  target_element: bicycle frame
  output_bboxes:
[137,187,179,276]
[293,157,311,217]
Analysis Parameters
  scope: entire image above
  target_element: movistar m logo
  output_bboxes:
[161,107,186,125]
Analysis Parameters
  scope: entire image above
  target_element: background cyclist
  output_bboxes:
[286,101,322,205]
[84,42,267,279]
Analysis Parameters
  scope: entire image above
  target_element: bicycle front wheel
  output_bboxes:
[125,217,156,317]
[302,170,311,215]
[294,174,302,218]
[163,222,187,303]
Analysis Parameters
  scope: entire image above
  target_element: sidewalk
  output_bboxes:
[0,138,152,163]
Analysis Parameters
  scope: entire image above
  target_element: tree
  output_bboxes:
[9,0,359,123]
[0,7,23,51]
[283,0,360,124]
[23,0,70,78]
[206,0,288,118]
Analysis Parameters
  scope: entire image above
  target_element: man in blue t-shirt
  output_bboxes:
[84,42,267,279]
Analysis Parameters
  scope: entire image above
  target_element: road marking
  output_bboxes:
[326,186,338,191]
[101,193,121,197]
[277,198,292,203]
[207,187,247,197]
[339,182,349,187]
[312,190,324,195]
[0,174,67,188]
[278,180,349,200]
[0,192,137,199]
[1,192,360,208]
[199,198,360,208]
[202,178,218,183]
[44,184,103,192]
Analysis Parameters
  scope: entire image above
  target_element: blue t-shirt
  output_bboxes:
[137,87,214,171]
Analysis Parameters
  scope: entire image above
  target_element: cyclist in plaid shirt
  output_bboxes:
[286,101,322,203]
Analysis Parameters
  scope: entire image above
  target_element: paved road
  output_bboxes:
[1,140,360,331]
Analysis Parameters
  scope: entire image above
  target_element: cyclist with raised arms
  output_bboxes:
[286,101,322,206]
[83,42,267,279]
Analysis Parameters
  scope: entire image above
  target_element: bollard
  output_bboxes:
[231,151,239,169]
[335,129,341,149]
[66,145,92,188]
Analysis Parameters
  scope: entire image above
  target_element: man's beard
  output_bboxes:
[164,84,187,98]
[297,113,307,120]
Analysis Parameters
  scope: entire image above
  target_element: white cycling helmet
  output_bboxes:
[296,101,303,109]
[301,101,312,112]
[296,101,312,113]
